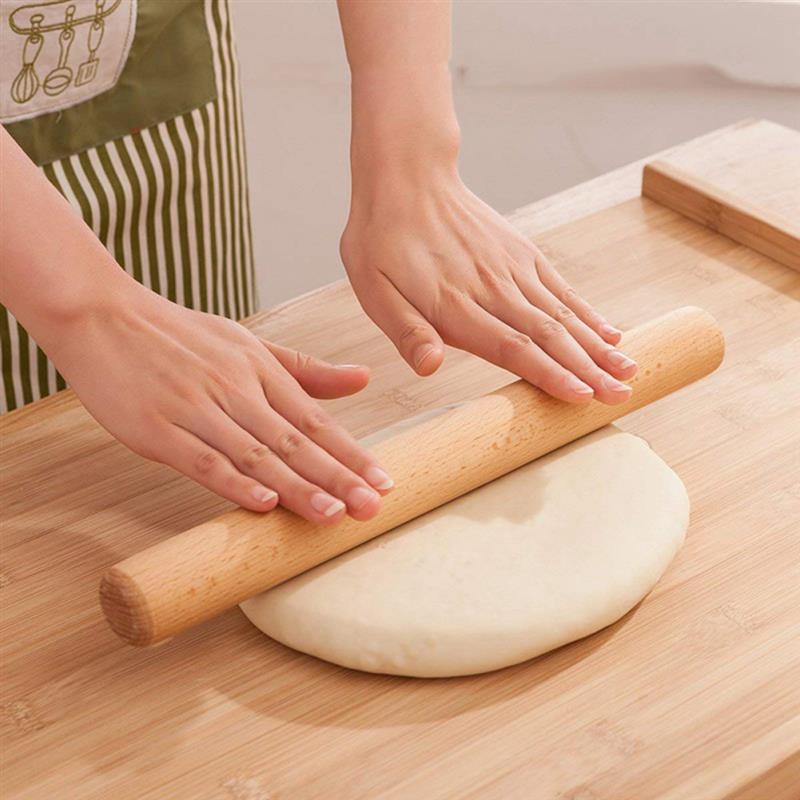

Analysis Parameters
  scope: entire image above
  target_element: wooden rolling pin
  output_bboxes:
[101,305,724,646]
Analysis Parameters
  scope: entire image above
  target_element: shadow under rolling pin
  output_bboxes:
[100,306,725,647]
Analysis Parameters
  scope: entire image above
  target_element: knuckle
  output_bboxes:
[241,444,273,471]
[538,318,566,341]
[553,304,577,323]
[498,331,533,360]
[194,450,219,476]
[398,322,429,347]
[561,286,580,305]
[298,407,331,436]
[276,431,305,460]
[292,350,314,374]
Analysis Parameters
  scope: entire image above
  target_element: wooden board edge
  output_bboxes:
[507,118,763,238]
[722,749,800,800]
[641,160,800,273]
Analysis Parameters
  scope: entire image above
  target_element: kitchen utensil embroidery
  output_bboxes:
[1,0,136,123]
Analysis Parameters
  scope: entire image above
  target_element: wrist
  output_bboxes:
[21,249,141,360]
[0,127,150,364]
[349,62,461,184]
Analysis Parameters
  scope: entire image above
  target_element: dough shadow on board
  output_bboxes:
[208,603,642,731]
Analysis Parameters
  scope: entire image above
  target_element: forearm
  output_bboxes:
[336,0,459,189]
[0,126,133,356]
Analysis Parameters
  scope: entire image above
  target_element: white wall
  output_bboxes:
[230,0,800,308]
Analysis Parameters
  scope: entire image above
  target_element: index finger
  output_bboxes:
[443,300,596,403]
[265,375,395,494]
[529,245,623,345]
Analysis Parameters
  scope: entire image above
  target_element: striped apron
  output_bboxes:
[0,0,256,413]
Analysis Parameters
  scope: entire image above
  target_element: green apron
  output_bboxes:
[0,0,256,413]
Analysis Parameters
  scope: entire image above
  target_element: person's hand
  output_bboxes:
[342,165,637,405]
[0,126,390,522]
[47,281,393,523]
[340,55,637,405]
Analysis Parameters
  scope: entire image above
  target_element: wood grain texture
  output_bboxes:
[2,120,799,799]
[646,119,800,224]
[642,160,800,271]
[101,308,724,646]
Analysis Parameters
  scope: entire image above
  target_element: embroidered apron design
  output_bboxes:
[2,0,136,123]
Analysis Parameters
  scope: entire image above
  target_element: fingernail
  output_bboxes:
[337,364,363,369]
[311,493,346,517]
[601,323,622,338]
[347,486,378,511]
[252,486,278,504]
[364,465,394,491]
[602,374,632,394]
[569,377,594,395]
[607,350,637,369]
[414,344,437,370]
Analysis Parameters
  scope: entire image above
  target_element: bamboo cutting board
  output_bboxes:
[1,120,799,799]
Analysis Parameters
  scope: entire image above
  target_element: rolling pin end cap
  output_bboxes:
[99,567,155,647]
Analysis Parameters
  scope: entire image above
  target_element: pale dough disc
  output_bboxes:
[240,420,689,678]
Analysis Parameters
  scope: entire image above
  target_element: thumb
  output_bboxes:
[352,275,445,377]
[264,342,370,399]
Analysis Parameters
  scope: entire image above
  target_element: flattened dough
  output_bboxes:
[241,423,689,678]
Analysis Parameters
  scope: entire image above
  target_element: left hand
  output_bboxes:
[342,162,637,405]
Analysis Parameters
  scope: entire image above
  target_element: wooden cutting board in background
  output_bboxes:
[1,120,799,799]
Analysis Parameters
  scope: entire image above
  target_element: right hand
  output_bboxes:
[47,281,393,524]
[342,173,637,405]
